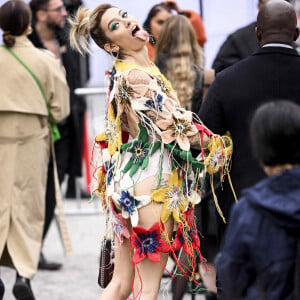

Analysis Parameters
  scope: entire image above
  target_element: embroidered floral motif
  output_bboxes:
[171,208,200,256]
[205,134,232,174]
[121,124,161,177]
[145,99,155,110]
[96,103,122,155]
[164,144,205,170]
[156,110,198,151]
[130,222,170,263]
[157,77,170,96]
[117,78,134,109]
[145,92,164,112]
[155,93,164,111]
[172,223,200,257]
[118,191,141,219]
[151,170,188,223]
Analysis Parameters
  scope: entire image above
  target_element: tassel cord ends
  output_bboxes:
[204,133,238,223]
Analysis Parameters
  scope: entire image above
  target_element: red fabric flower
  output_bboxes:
[130,222,171,263]
[172,209,200,257]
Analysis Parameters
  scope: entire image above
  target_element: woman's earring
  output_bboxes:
[116,49,120,59]
[149,34,155,45]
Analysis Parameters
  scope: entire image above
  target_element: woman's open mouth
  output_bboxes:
[131,24,149,41]
[131,25,140,36]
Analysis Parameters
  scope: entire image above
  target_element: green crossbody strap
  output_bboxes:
[1,44,60,142]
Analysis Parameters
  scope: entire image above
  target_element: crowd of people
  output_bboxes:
[0,0,299,300]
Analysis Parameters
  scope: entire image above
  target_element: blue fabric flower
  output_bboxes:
[145,94,163,112]
[136,231,161,255]
[145,99,155,109]
[118,191,141,216]
[130,222,170,263]
[155,93,163,112]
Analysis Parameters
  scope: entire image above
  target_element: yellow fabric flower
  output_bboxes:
[95,103,122,155]
[151,170,188,223]
[205,133,233,174]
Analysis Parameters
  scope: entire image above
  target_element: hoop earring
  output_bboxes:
[116,49,120,60]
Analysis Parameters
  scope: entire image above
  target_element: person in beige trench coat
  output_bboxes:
[0,0,69,298]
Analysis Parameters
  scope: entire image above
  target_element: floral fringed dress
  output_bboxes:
[91,60,232,286]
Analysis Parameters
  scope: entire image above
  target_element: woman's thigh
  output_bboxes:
[133,174,174,298]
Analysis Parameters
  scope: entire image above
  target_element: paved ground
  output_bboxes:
[0,199,205,300]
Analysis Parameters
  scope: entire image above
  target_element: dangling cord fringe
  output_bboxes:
[129,242,143,300]
[227,172,238,203]
[210,175,226,224]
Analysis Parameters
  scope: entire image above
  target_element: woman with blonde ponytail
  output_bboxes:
[69,4,232,300]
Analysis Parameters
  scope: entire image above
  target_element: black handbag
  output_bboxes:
[98,238,114,288]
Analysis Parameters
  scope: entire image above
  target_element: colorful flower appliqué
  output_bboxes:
[118,191,141,218]
[117,78,134,109]
[130,222,170,263]
[172,209,200,257]
[151,170,188,223]
[96,103,122,155]
[121,124,161,177]
[156,110,198,151]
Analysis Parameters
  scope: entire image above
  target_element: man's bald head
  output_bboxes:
[256,0,299,45]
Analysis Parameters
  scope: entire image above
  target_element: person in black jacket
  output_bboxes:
[215,100,300,300]
[212,0,269,73]
[199,0,300,258]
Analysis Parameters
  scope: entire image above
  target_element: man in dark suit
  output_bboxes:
[199,0,300,242]
[212,0,294,73]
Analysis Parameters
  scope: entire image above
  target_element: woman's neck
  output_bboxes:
[120,46,152,68]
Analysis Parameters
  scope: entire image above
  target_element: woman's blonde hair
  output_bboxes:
[69,3,113,55]
[155,15,202,109]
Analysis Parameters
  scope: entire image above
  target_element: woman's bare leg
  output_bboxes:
[100,174,173,300]
[99,237,133,300]
[133,174,174,300]
[133,202,173,300]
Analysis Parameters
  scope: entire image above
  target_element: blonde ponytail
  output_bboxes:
[69,4,114,55]
[69,6,91,54]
